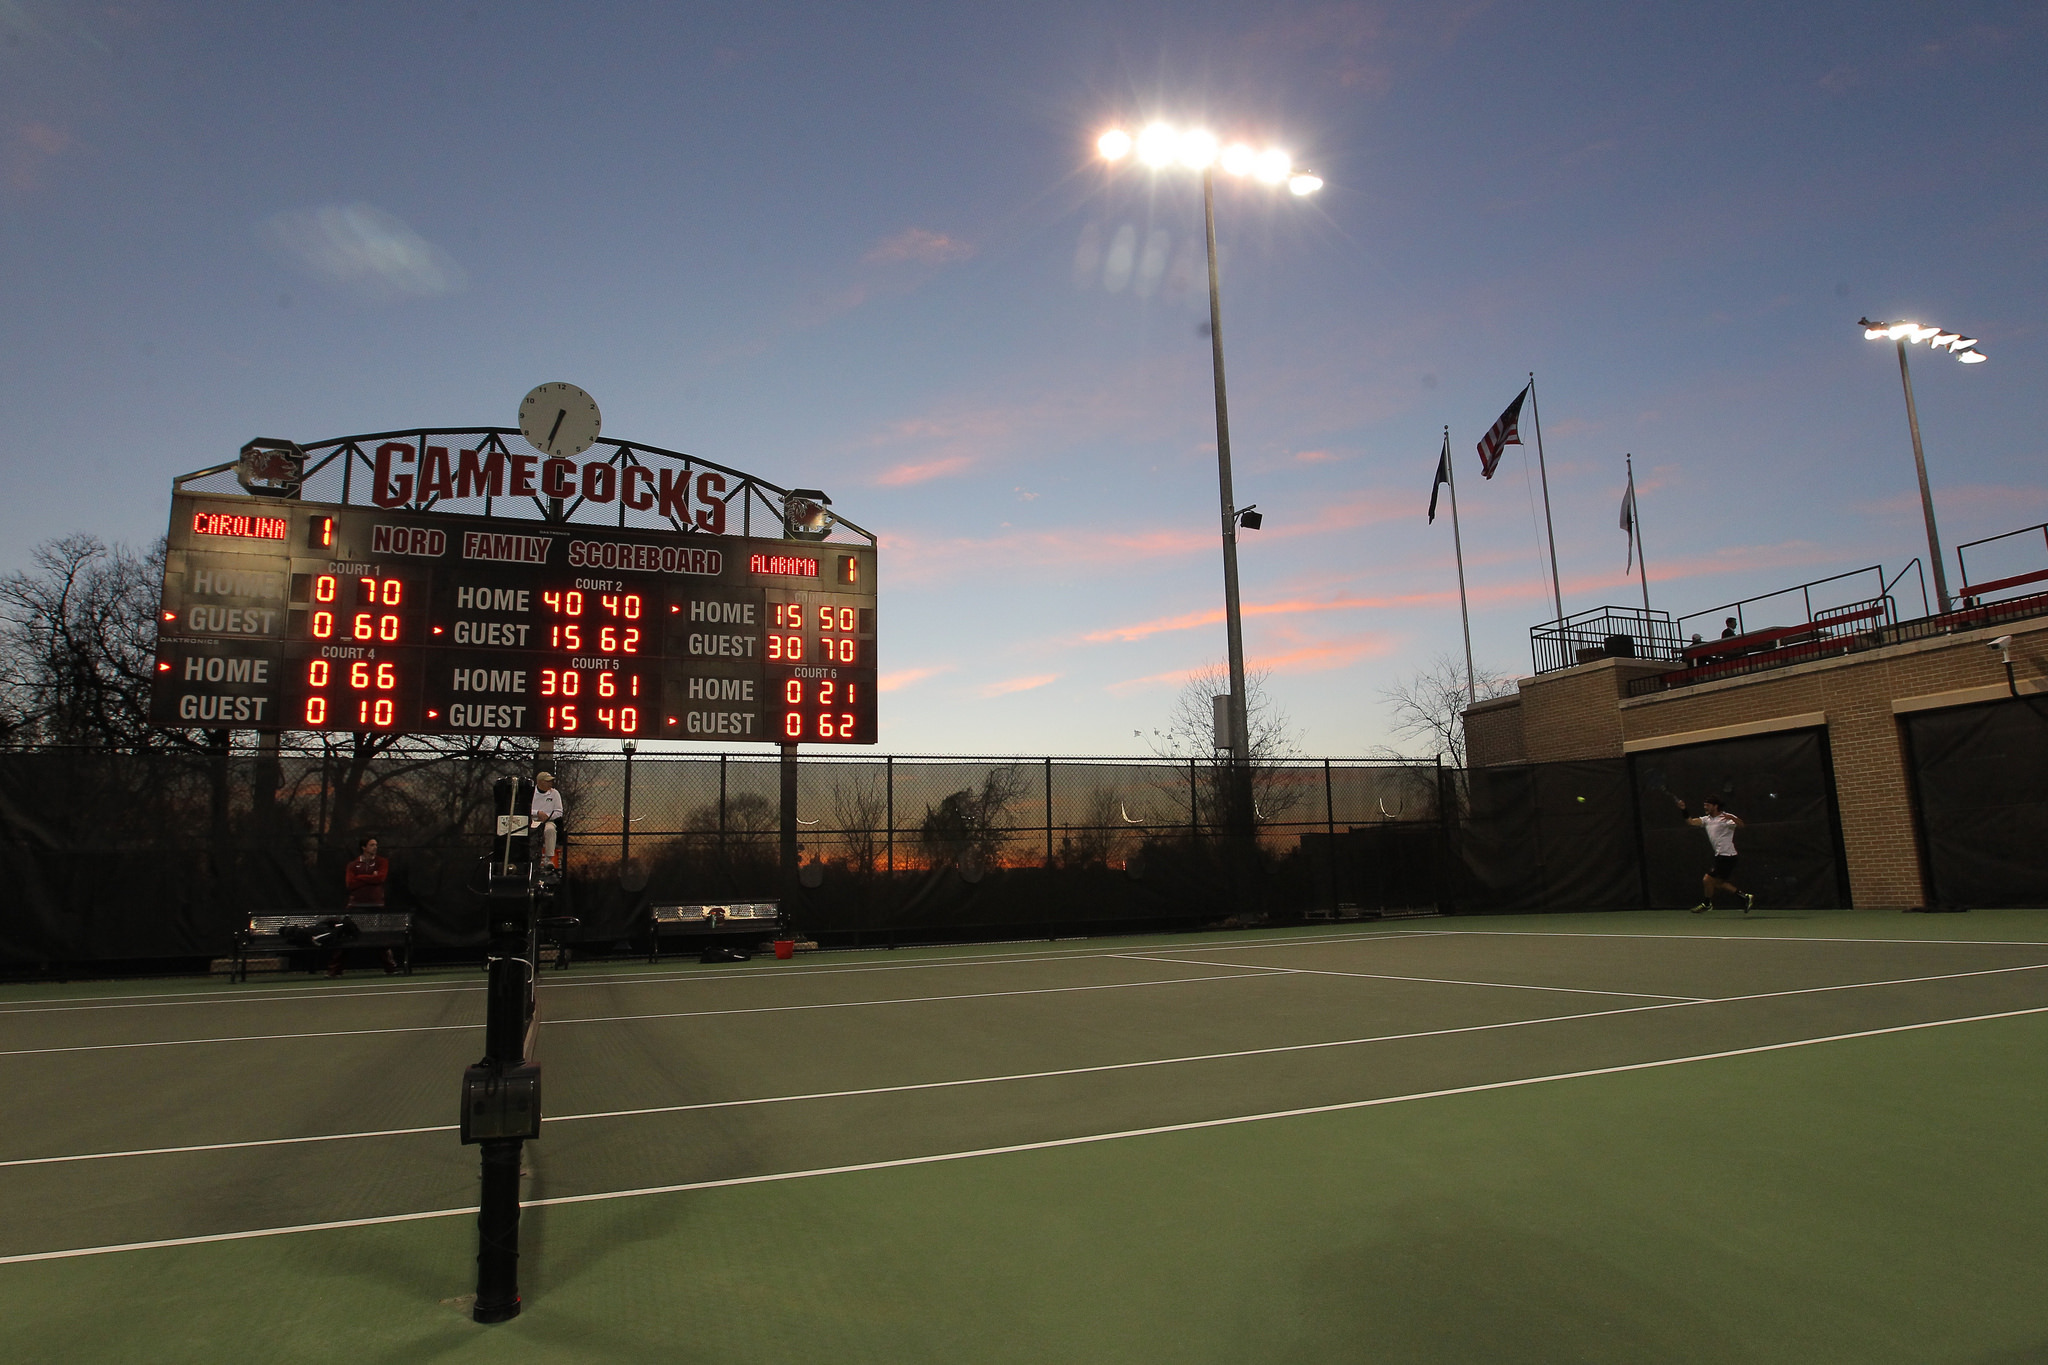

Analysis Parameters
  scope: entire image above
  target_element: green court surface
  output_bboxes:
[3,909,2047,1363]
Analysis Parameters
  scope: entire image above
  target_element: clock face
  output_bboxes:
[518,382,603,459]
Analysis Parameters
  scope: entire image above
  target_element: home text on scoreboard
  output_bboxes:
[152,493,877,744]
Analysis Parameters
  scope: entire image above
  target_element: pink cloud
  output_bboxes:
[875,455,973,487]
[1084,591,1448,644]
[879,665,953,692]
[1106,632,1397,694]
[864,228,975,266]
[980,673,1058,698]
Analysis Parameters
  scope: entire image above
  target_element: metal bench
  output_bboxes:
[234,912,414,983]
[647,901,783,963]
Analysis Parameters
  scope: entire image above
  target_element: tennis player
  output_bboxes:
[1677,796,1753,913]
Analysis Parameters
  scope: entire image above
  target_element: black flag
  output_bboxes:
[1427,433,1451,523]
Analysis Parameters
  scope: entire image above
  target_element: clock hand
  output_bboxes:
[545,409,567,450]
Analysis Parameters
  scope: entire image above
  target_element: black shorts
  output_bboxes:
[1709,854,1740,879]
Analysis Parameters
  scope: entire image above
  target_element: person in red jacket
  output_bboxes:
[341,835,400,976]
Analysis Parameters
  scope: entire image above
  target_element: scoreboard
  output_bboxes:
[151,492,877,743]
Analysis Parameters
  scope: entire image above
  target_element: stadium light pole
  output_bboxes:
[1097,123,1322,835]
[1859,317,1987,614]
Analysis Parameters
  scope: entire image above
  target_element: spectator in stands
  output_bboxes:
[1720,617,1739,639]
[343,835,400,975]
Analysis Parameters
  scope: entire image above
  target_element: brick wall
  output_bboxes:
[1463,694,1525,767]
[1516,658,1672,762]
[1617,619,2047,908]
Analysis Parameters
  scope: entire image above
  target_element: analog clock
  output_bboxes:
[518,382,602,459]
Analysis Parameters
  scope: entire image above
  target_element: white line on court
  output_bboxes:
[0,970,1276,1058]
[7,1002,2045,1266]
[11,958,2048,1169]
[1407,928,2048,948]
[0,929,1436,1015]
[1109,953,1709,1002]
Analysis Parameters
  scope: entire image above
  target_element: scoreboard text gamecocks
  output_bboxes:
[151,493,877,743]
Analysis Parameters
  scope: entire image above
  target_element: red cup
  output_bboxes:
[773,940,795,960]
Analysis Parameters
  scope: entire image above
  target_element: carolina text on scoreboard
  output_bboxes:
[152,493,877,743]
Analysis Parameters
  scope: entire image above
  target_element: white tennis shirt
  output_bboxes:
[531,787,564,822]
[1700,812,1738,857]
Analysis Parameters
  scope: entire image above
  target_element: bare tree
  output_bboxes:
[1145,664,1305,829]
[830,773,887,876]
[1374,652,1517,768]
[918,765,1029,867]
[0,534,206,750]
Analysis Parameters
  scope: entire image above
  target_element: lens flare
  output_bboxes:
[1136,123,1178,168]
[1253,148,1292,184]
[1177,129,1218,169]
[1097,129,1132,161]
[1288,173,1323,196]
[1220,143,1256,176]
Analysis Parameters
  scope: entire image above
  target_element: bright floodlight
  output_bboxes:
[1932,332,1961,349]
[1137,122,1178,168]
[1098,128,1133,161]
[1253,148,1292,184]
[1952,337,1979,352]
[1864,326,1888,340]
[1958,351,1988,363]
[1220,143,1256,176]
[1908,324,1941,343]
[1177,129,1218,169]
[1288,173,1323,196]
[1885,322,1917,340]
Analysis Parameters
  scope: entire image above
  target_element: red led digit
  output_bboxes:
[305,696,326,725]
[352,613,373,640]
[785,680,801,704]
[820,681,835,706]
[379,614,399,642]
[382,579,402,606]
[783,711,802,738]
[314,575,337,603]
[566,590,583,615]
[376,662,395,689]
[563,671,580,697]
[624,595,641,620]
[839,606,854,631]
[312,611,334,639]
[623,627,639,653]
[351,661,369,688]
[838,713,854,738]
[620,706,638,733]
[598,673,615,698]
[600,626,617,652]
[308,659,329,687]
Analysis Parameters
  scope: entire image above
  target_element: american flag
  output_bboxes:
[1476,384,1529,478]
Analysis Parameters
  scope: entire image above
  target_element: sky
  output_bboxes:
[2,0,2044,757]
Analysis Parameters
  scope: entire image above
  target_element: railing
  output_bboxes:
[1625,588,2048,696]
[1675,563,1922,647]
[1529,606,1682,675]
[1956,523,2048,604]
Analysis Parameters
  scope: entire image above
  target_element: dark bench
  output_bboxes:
[647,901,783,963]
[234,912,414,983]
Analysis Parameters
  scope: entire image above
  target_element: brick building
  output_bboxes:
[1464,614,2046,909]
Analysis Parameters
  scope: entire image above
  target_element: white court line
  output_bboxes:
[10,959,2048,1170]
[1109,953,1707,1002]
[0,929,1433,1015]
[0,971,1274,1058]
[1408,928,2048,948]
[6,1002,2045,1266]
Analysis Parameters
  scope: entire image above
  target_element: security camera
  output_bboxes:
[1989,635,2013,651]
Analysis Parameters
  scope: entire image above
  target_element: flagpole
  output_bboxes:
[1527,372,1564,624]
[1627,452,1651,616]
[1445,427,1476,705]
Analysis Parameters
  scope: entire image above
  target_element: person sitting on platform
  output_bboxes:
[532,772,566,881]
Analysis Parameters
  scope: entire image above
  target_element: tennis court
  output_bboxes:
[4,909,2047,1363]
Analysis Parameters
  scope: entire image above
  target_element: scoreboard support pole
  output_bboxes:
[780,742,800,903]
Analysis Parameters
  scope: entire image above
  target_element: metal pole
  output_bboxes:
[779,742,799,900]
[1444,427,1477,706]
[1044,756,1054,867]
[1895,340,1954,612]
[1202,166,1255,836]
[619,743,634,868]
[885,754,894,874]
[1527,373,1565,623]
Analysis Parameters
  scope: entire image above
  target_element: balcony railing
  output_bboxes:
[1529,606,1683,675]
